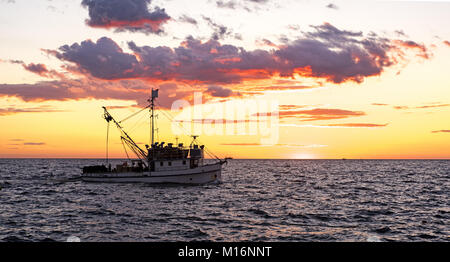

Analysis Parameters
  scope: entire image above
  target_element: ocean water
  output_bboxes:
[0,159,448,242]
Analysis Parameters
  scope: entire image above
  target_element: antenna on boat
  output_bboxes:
[190,135,198,148]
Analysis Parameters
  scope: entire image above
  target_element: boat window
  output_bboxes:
[168,161,172,166]
[183,160,186,165]
[160,162,163,166]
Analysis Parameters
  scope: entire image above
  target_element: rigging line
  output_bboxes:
[155,101,222,160]
[118,105,150,124]
[154,101,221,158]
[127,109,150,134]
[155,113,160,143]
[121,137,130,160]
[106,121,110,164]
[155,102,190,134]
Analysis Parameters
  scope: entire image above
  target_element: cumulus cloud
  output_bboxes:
[56,37,140,80]
[46,23,432,86]
[81,0,170,34]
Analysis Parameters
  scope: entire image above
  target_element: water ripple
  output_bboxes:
[0,159,449,241]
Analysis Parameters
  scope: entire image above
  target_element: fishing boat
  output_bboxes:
[81,89,226,184]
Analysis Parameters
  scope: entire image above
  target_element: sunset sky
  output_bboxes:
[0,0,449,159]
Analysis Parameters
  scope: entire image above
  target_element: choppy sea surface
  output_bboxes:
[0,159,448,242]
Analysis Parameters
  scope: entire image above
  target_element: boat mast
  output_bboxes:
[149,89,158,145]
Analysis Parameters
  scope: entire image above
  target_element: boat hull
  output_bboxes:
[81,163,222,184]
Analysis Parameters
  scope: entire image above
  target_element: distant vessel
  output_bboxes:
[81,89,226,184]
[225,157,233,160]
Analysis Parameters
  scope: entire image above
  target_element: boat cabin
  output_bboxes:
[146,142,204,172]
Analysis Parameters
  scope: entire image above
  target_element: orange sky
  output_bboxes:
[0,0,449,159]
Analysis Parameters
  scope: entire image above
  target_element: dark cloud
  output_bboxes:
[275,23,394,83]
[178,14,197,25]
[3,60,62,78]
[8,59,24,64]
[23,142,46,146]
[56,37,140,80]
[256,38,278,48]
[216,0,237,9]
[205,85,235,97]
[393,40,430,59]
[81,0,170,34]
[127,36,277,83]
[326,3,338,10]
[50,23,431,85]
[0,78,146,102]
[216,0,269,11]
[202,16,234,40]
[444,40,450,47]
[394,30,407,37]
[4,140,46,149]
[22,63,50,77]
[0,77,196,109]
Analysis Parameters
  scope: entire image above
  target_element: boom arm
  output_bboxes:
[102,107,148,163]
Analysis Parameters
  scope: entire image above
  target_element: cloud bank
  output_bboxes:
[49,23,430,85]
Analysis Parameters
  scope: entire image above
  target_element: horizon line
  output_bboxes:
[0,157,449,160]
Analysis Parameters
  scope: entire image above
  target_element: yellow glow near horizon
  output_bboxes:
[1,0,450,159]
